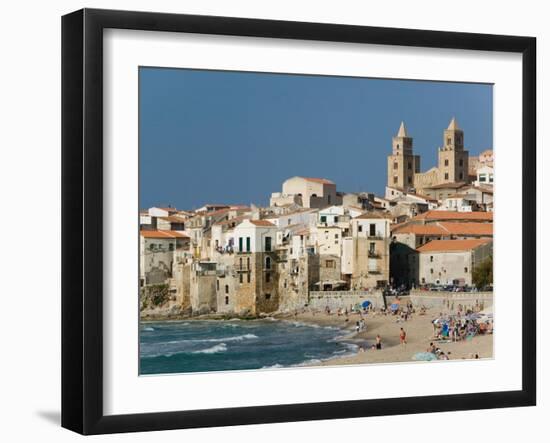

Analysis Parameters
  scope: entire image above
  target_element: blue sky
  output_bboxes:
[139,67,492,210]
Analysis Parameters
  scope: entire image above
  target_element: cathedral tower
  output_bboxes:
[437,117,469,183]
[387,122,420,190]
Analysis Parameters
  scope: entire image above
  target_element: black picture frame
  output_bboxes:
[61,8,537,435]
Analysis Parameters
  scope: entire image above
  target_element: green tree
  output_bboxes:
[472,256,493,289]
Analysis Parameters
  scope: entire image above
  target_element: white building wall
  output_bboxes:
[341,237,353,274]
[233,220,278,253]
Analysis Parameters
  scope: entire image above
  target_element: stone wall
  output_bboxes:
[410,290,493,309]
[307,290,385,311]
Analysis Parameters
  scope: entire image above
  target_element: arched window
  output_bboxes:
[225,285,229,294]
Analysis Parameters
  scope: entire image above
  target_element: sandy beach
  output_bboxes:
[276,306,493,366]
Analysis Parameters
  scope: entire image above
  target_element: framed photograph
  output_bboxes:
[61,8,536,435]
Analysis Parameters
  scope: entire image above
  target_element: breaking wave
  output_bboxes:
[192,343,227,354]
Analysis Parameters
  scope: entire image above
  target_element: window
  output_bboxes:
[393,176,398,184]
[325,260,335,268]
[265,293,271,300]
[408,162,412,170]
[396,143,400,149]
[369,242,375,254]
[430,256,433,262]
[464,267,468,273]
[225,296,229,305]
[444,159,449,166]
[169,243,174,251]
[444,173,449,180]
[408,176,412,184]
[447,137,452,145]
[239,257,243,269]
[459,159,463,166]
[369,223,376,236]
[358,225,363,233]
[239,237,243,252]
[479,174,487,182]
[459,172,463,180]
[334,216,339,223]
[246,237,251,252]
[284,280,287,289]
[430,268,434,274]
[334,233,339,239]
[328,195,331,204]
[247,272,251,283]
[265,256,271,270]
[265,236,272,252]
[225,284,229,294]
[393,162,398,170]
[246,257,250,269]
[265,272,271,283]
[320,215,327,223]
[216,280,219,290]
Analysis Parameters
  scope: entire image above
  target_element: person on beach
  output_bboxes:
[376,335,382,350]
[399,328,407,346]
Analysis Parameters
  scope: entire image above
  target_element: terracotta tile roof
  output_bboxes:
[412,210,493,222]
[417,238,492,253]
[301,177,335,185]
[140,230,189,239]
[438,222,493,236]
[393,221,493,237]
[393,224,448,236]
[249,220,276,227]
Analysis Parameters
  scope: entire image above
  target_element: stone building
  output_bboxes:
[232,219,280,315]
[270,176,342,208]
[386,118,472,196]
[390,221,493,288]
[348,212,392,289]
[386,122,421,190]
[417,238,493,286]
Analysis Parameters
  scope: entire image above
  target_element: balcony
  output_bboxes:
[368,251,381,258]
[367,235,384,240]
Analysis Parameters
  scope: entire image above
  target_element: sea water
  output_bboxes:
[139,319,357,375]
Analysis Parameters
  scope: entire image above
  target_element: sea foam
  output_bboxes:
[192,343,227,354]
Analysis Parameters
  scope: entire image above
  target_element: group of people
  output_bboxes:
[426,342,451,360]
[431,311,493,342]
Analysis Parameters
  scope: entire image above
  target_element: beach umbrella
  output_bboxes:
[413,352,438,361]
[361,300,372,308]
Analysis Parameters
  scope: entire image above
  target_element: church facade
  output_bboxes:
[387,118,470,195]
